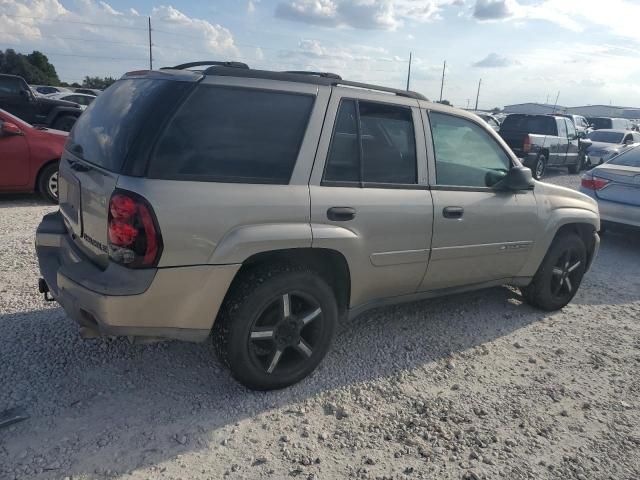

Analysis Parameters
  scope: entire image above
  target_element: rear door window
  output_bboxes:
[323,99,417,185]
[150,86,314,184]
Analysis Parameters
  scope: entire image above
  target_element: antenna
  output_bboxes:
[406,52,412,91]
[439,60,446,102]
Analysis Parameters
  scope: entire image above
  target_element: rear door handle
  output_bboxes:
[327,207,356,221]
[443,206,464,219]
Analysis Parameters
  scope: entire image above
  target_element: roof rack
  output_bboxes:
[284,71,342,80]
[199,66,427,100]
[162,61,250,70]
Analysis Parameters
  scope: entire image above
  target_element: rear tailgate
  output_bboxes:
[499,130,528,156]
[594,164,640,207]
[58,151,118,268]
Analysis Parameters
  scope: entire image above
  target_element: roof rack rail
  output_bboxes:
[284,71,342,80]
[162,61,250,70]
[198,66,428,101]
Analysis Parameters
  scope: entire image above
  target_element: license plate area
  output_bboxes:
[58,161,82,236]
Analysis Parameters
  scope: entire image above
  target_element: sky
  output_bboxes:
[2,0,640,109]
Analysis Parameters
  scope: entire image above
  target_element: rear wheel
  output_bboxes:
[52,115,77,132]
[37,162,59,204]
[522,233,587,311]
[213,264,337,390]
[531,154,547,180]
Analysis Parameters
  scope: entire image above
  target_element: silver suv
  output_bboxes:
[36,62,600,390]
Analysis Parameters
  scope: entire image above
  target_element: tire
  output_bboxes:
[37,162,59,204]
[567,155,582,174]
[213,263,338,390]
[531,154,547,180]
[52,115,77,132]
[522,233,587,311]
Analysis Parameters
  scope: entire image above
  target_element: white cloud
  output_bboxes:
[472,52,518,67]
[275,0,462,30]
[0,0,238,81]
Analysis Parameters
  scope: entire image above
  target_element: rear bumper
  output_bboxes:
[35,211,240,342]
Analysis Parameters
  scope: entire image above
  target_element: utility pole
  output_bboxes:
[474,78,482,110]
[148,16,153,70]
[439,60,446,102]
[466,99,470,109]
[545,93,550,104]
[406,52,412,91]
[552,91,560,113]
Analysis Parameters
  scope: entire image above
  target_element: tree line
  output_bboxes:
[0,49,116,89]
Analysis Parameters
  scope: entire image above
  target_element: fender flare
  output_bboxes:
[45,107,82,126]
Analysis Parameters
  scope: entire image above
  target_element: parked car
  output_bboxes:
[580,144,640,230]
[499,113,581,179]
[46,92,95,110]
[472,111,500,132]
[73,88,100,96]
[584,129,640,166]
[556,114,592,138]
[31,85,72,96]
[587,117,632,130]
[0,74,83,131]
[35,63,600,390]
[0,109,67,202]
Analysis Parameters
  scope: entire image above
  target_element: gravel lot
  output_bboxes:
[1,172,639,480]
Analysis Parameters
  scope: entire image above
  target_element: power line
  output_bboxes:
[0,30,149,48]
[1,13,147,30]
[1,45,147,61]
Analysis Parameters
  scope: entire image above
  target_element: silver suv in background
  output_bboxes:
[36,62,600,390]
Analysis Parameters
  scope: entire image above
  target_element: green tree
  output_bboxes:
[0,49,60,85]
[82,76,116,89]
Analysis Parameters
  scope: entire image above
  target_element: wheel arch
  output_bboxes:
[231,248,352,320]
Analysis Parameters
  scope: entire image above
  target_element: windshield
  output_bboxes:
[68,78,190,172]
[587,131,624,144]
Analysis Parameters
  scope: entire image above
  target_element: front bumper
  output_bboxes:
[35,211,240,342]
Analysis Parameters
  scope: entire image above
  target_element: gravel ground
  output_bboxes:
[1,173,640,480]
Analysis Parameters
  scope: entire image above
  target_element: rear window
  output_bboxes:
[68,79,190,172]
[588,131,624,144]
[589,118,612,129]
[148,86,315,184]
[501,115,555,135]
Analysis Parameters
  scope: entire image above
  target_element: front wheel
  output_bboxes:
[522,233,587,311]
[37,162,59,204]
[213,264,337,390]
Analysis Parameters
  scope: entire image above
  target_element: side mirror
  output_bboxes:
[1,121,24,136]
[19,89,32,101]
[493,166,534,191]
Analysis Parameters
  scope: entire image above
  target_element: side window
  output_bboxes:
[557,118,567,138]
[0,77,21,96]
[430,112,511,188]
[323,100,417,185]
[565,118,576,139]
[150,86,315,184]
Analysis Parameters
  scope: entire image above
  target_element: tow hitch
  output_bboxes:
[38,278,55,302]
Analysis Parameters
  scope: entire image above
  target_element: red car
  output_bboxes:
[0,109,67,203]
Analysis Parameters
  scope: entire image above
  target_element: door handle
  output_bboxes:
[443,206,464,219]
[327,207,356,221]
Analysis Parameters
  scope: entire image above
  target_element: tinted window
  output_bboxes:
[590,118,612,129]
[0,77,22,96]
[150,86,314,184]
[609,146,640,167]
[323,100,417,185]
[69,79,190,172]
[430,112,511,188]
[588,131,624,143]
[501,115,555,135]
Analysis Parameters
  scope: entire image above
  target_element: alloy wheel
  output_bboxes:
[550,248,582,300]
[48,171,59,199]
[247,291,323,375]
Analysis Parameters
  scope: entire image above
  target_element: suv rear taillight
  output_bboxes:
[108,190,162,268]
[581,175,609,191]
[523,134,531,153]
